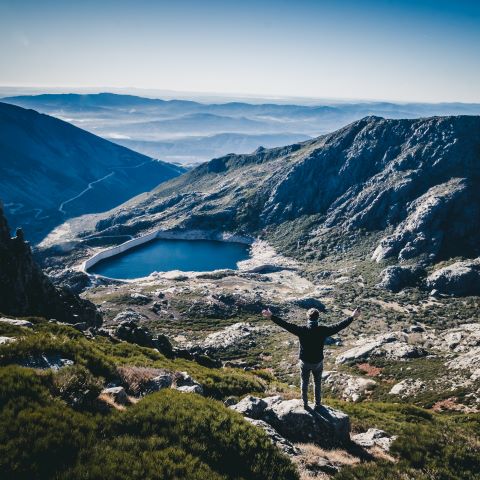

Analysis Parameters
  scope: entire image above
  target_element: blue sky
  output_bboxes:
[0,0,479,102]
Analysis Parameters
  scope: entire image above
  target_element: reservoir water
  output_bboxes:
[88,238,251,278]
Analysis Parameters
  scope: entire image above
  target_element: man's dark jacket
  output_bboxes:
[271,315,353,363]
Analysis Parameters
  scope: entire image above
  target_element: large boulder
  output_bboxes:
[426,258,480,296]
[230,395,350,446]
[377,264,423,292]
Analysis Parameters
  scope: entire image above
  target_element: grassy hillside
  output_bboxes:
[0,317,478,479]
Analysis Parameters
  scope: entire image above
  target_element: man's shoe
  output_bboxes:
[303,402,310,410]
[314,403,322,411]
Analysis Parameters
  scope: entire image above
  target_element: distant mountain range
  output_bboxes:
[0,102,184,242]
[4,93,480,165]
[57,115,480,277]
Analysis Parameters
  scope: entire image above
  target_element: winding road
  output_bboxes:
[58,172,115,214]
[57,159,156,215]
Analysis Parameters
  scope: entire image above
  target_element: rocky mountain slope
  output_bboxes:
[0,203,100,325]
[58,115,480,288]
[0,102,184,242]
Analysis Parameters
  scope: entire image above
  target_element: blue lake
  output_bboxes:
[88,238,251,278]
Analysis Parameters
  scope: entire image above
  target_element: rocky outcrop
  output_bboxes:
[426,258,480,296]
[18,354,74,371]
[372,178,478,262]
[433,323,480,353]
[114,316,173,356]
[190,322,263,353]
[0,317,33,328]
[445,347,480,382]
[336,332,427,364]
[0,204,101,326]
[50,269,92,294]
[290,297,326,311]
[377,264,423,292]
[230,395,350,447]
[389,378,426,397]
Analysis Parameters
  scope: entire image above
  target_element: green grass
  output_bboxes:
[1,317,479,480]
[326,400,480,480]
[0,318,267,399]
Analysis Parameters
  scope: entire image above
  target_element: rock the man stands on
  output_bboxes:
[262,307,360,409]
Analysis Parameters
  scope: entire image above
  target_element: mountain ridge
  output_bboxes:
[0,102,185,242]
[49,114,480,279]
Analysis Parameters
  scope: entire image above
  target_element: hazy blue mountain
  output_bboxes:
[3,93,480,165]
[114,132,312,164]
[0,102,184,242]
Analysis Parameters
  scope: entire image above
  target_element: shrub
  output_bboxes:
[0,365,298,480]
[104,389,299,480]
[52,365,104,409]
[0,331,117,378]
[60,438,227,480]
[0,366,95,480]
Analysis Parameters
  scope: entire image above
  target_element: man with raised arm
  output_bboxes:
[262,306,360,410]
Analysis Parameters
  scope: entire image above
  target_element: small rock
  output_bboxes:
[352,428,397,451]
[0,317,33,328]
[101,386,129,405]
[173,371,204,395]
[0,336,15,344]
[175,385,204,394]
[146,373,173,392]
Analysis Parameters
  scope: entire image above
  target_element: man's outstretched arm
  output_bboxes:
[262,308,302,336]
[323,308,360,336]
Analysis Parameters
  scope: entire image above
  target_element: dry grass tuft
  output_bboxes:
[117,365,171,395]
[294,443,360,479]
